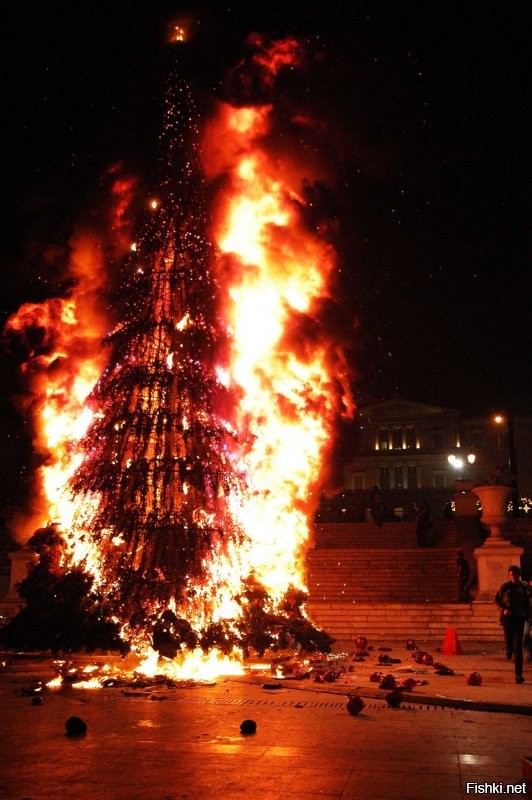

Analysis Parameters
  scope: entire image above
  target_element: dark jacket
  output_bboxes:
[495,580,531,619]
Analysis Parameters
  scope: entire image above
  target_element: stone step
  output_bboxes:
[306,602,502,643]
[313,521,460,549]
[306,546,461,603]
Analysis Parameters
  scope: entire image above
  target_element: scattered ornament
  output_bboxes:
[240,719,257,735]
[406,639,416,650]
[467,672,482,686]
[422,654,434,666]
[346,695,365,715]
[378,654,401,664]
[379,674,397,690]
[385,688,403,708]
[355,636,368,651]
[65,716,87,737]
[433,662,454,676]
[399,678,417,691]
[412,651,426,664]
[369,671,383,683]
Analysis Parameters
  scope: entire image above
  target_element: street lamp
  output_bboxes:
[493,414,504,465]
[493,411,519,517]
[448,452,476,480]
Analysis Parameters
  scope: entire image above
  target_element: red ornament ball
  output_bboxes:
[379,673,397,690]
[355,636,368,650]
[422,653,434,666]
[400,678,417,691]
[406,639,416,650]
[369,671,383,683]
[467,672,482,686]
[385,689,403,708]
[412,651,425,664]
[346,695,365,715]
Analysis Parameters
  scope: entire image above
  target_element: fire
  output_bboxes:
[136,646,244,681]
[4,37,352,681]
[205,102,346,598]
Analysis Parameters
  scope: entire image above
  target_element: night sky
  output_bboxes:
[1,1,531,510]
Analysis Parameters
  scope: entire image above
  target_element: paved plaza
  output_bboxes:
[1,641,531,799]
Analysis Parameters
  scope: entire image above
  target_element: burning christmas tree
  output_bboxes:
[3,36,353,671]
[68,74,247,626]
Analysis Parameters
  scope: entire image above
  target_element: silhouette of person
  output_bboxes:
[415,498,432,547]
[457,551,471,602]
[369,486,385,528]
[495,565,530,684]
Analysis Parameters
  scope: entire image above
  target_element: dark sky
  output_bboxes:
[1,1,531,509]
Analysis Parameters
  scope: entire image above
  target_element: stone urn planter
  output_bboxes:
[472,484,512,541]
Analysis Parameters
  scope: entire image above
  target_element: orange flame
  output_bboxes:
[204,98,352,599]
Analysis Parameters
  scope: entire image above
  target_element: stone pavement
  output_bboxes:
[1,639,531,800]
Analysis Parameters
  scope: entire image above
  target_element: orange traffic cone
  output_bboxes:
[441,627,464,656]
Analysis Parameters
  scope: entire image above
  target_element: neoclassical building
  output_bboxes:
[338,399,531,516]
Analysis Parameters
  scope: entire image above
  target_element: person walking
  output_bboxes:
[495,565,530,684]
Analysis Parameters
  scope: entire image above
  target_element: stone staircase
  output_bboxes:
[305,521,502,643]
[306,600,502,644]
[306,547,458,603]
[311,521,460,549]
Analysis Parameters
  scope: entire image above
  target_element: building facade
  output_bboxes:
[340,399,531,515]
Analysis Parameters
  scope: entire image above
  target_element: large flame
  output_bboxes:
[205,103,346,598]
[4,38,353,679]
[3,232,111,542]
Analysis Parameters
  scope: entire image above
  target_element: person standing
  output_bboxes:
[456,551,471,602]
[369,486,385,529]
[415,498,432,547]
[495,565,530,684]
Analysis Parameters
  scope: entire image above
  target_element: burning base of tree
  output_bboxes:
[0,525,334,682]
